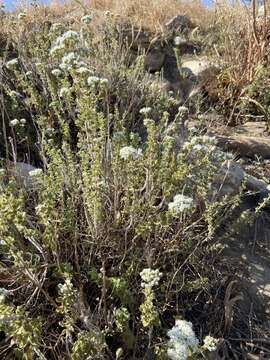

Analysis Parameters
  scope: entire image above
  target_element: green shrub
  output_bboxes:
[0,14,236,359]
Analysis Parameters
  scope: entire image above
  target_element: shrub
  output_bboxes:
[0,5,259,359]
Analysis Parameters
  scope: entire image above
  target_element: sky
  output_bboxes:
[2,0,216,12]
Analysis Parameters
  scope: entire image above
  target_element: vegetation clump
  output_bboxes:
[0,1,270,359]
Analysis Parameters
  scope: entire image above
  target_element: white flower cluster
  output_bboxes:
[140,268,162,289]
[25,70,33,77]
[203,335,218,352]
[58,278,74,295]
[10,118,26,127]
[50,30,80,57]
[6,58,18,70]
[29,168,43,177]
[76,66,92,76]
[139,107,152,116]
[87,76,109,87]
[81,14,92,24]
[51,68,62,77]
[57,30,80,47]
[167,320,199,360]
[184,135,217,150]
[59,52,80,71]
[10,119,19,127]
[50,44,65,57]
[18,12,27,20]
[185,135,233,162]
[120,146,142,160]
[50,22,64,33]
[168,194,194,214]
[59,87,71,98]
[174,36,186,46]
[183,134,230,161]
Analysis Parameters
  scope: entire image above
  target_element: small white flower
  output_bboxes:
[76,66,92,76]
[140,268,162,289]
[25,70,32,77]
[174,36,185,46]
[178,106,189,115]
[29,169,43,177]
[59,52,80,71]
[143,118,155,127]
[6,58,18,70]
[18,12,27,20]
[192,144,209,152]
[87,76,109,87]
[167,320,199,360]
[50,22,63,32]
[58,278,73,295]
[56,30,80,47]
[119,146,142,160]
[100,78,109,87]
[59,87,71,97]
[87,76,100,85]
[51,68,62,77]
[168,194,194,214]
[62,52,78,64]
[81,14,92,24]
[203,335,218,352]
[50,44,65,57]
[20,118,26,125]
[167,342,188,360]
[139,107,152,116]
[10,119,19,127]
[35,62,43,69]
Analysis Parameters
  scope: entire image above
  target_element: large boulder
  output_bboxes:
[180,58,218,83]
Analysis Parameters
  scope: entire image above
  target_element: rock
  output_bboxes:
[216,135,270,159]
[207,121,270,159]
[211,160,268,199]
[11,162,42,189]
[144,47,165,72]
[180,58,218,83]
[121,27,151,51]
[233,121,268,137]
[211,160,245,199]
[165,15,193,33]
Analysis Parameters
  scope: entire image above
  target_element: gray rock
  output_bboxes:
[180,58,218,82]
[211,160,245,199]
[165,15,193,33]
[144,48,165,72]
[211,160,268,199]
[216,135,270,159]
[12,162,42,189]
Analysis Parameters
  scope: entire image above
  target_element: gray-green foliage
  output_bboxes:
[0,15,232,359]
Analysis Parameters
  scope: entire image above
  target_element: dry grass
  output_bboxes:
[10,0,213,32]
